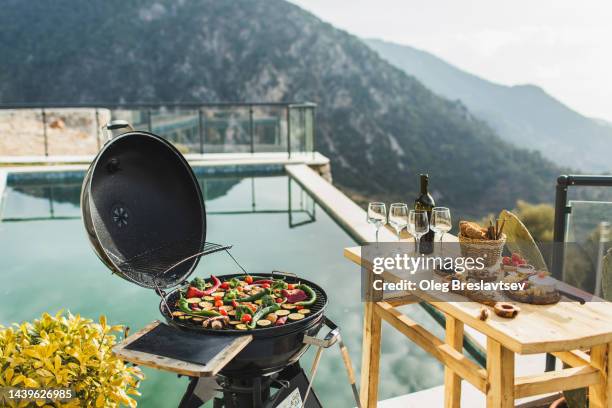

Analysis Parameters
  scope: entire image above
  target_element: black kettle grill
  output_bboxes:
[80,121,351,408]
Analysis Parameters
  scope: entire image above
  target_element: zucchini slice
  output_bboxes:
[288,313,305,321]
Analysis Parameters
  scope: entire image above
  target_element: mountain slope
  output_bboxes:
[365,38,612,172]
[0,0,562,216]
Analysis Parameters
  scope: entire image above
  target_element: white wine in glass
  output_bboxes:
[388,203,408,242]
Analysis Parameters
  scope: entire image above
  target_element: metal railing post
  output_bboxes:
[546,175,570,372]
[551,175,570,280]
[147,109,152,132]
[312,105,316,159]
[249,105,254,154]
[286,106,291,159]
[42,108,48,156]
[95,108,101,150]
[198,108,204,154]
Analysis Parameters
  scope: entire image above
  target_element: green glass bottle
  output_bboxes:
[414,174,435,254]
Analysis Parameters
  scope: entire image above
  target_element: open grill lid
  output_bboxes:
[81,121,207,290]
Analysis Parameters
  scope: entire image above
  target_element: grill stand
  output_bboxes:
[176,317,361,408]
[178,363,322,408]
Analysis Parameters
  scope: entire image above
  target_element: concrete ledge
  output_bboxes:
[285,163,394,244]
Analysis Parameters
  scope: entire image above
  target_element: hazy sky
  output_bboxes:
[290,0,612,122]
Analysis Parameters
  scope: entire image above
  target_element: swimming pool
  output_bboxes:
[0,169,445,407]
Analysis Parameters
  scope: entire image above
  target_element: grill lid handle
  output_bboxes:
[271,270,297,280]
[103,120,134,141]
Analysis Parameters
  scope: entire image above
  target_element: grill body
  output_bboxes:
[159,273,328,376]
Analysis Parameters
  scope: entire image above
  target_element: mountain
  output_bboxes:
[365,38,612,173]
[0,0,562,216]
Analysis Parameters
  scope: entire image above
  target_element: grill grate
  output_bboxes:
[112,240,232,288]
[161,273,328,334]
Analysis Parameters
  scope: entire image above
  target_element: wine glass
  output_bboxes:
[431,207,452,243]
[409,210,429,254]
[388,203,408,242]
[367,202,387,244]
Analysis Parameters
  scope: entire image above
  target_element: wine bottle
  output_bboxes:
[414,174,435,254]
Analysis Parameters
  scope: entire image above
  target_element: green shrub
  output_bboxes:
[0,311,143,407]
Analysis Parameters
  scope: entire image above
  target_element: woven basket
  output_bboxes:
[458,233,506,267]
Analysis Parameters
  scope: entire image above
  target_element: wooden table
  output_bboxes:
[344,246,612,408]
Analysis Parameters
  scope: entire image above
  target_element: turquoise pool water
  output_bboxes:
[0,170,445,407]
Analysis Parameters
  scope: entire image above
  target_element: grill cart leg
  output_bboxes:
[178,376,219,408]
[178,377,202,408]
[303,317,362,408]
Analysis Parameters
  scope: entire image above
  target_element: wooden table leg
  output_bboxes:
[444,315,464,408]
[589,342,612,408]
[360,301,382,408]
[486,338,515,408]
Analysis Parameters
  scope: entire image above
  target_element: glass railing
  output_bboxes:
[0,102,316,157]
[551,176,612,297]
[562,201,612,295]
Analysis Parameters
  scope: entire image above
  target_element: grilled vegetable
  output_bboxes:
[178,296,220,317]
[233,288,271,303]
[247,304,281,329]
[294,284,317,306]
[190,277,208,290]
[275,309,290,316]
[203,316,229,329]
[256,319,272,327]
[186,286,207,299]
[236,324,248,330]
[275,316,288,326]
[265,313,278,324]
[271,280,288,290]
[281,304,296,310]
[241,314,252,323]
[288,313,305,321]
[253,279,273,285]
[201,275,221,296]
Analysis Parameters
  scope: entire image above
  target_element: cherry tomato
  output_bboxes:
[262,283,271,289]
[232,300,239,308]
[219,308,228,316]
[276,297,284,303]
[296,305,304,310]
[214,300,223,307]
[287,284,295,290]
[214,295,222,301]
[220,282,230,290]
[241,314,252,323]
[245,276,254,284]
[236,286,243,292]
